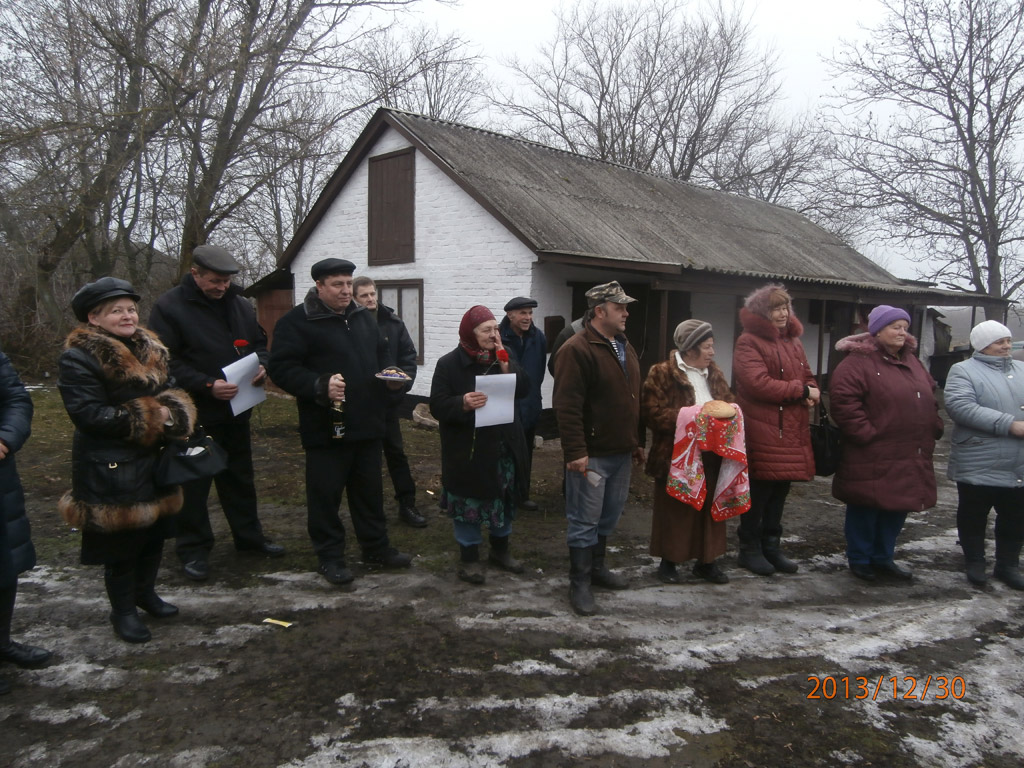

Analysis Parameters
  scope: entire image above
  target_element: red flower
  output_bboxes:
[233,339,249,356]
[496,349,509,363]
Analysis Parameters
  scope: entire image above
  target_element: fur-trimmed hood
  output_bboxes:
[64,325,172,390]
[835,331,918,356]
[738,307,804,341]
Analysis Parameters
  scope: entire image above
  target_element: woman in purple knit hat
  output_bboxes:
[829,305,943,582]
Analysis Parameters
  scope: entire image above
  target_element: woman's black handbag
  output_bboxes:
[810,401,842,477]
[155,429,228,486]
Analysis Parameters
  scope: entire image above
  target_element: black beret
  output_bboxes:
[71,277,140,322]
[311,258,356,281]
[504,296,538,312]
[192,244,241,275]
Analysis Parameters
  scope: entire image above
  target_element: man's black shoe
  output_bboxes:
[317,561,355,585]
[362,548,413,569]
[398,506,428,528]
[849,562,876,582]
[874,561,913,581]
[238,540,286,557]
[183,560,210,581]
[0,641,53,668]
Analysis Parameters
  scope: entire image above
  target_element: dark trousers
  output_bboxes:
[175,419,265,563]
[522,424,536,499]
[956,483,1024,542]
[0,581,15,647]
[305,440,389,563]
[738,479,790,543]
[845,504,907,565]
[383,409,416,507]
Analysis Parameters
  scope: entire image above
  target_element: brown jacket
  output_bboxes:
[641,354,734,478]
[553,321,642,462]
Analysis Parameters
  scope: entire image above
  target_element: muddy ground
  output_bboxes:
[3,386,1023,767]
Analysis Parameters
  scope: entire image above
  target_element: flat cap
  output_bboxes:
[192,244,241,275]
[504,296,538,312]
[585,281,637,308]
[71,277,140,322]
[311,258,356,281]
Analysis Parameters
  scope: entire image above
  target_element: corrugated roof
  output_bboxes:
[387,110,893,284]
[278,109,999,306]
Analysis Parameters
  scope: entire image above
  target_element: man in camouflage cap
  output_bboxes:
[552,281,644,616]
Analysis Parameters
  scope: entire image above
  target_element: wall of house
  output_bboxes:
[290,128,558,400]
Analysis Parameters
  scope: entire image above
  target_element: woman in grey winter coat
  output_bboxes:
[944,320,1024,590]
[1,348,52,695]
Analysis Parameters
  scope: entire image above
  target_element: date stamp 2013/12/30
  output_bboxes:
[807,675,967,701]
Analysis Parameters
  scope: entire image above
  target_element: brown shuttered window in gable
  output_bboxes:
[368,147,415,265]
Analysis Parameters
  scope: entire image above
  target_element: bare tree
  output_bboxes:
[346,23,490,122]
[497,0,815,204]
[825,0,1024,313]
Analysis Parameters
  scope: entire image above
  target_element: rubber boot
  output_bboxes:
[569,546,597,616]
[457,544,485,585]
[135,550,178,618]
[488,535,524,574]
[762,536,799,574]
[993,538,1024,590]
[105,562,152,643]
[591,535,628,589]
[959,535,988,586]
[737,540,775,576]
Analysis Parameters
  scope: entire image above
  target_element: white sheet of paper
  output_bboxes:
[474,373,516,428]
[221,352,267,416]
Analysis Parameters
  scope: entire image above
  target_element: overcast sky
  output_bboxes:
[411,0,889,107]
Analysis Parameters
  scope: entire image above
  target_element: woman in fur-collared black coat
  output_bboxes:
[58,278,195,644]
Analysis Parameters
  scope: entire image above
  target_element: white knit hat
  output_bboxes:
[970,320,1013,352]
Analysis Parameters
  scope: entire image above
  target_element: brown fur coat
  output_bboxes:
[57,325,196,532]
[641,353,734,478]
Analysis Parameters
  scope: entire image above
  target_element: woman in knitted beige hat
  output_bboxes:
[642,319,735,584]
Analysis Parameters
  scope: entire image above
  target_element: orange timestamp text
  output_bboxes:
[806,675,967,701]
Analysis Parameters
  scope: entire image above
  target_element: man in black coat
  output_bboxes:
[149,245,284,582]
[268,258,412,586]
[352,276,427,528]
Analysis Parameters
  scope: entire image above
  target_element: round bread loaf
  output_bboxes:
[701,400,736,419]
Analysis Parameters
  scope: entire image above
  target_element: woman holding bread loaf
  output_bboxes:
[732,284,819,576]
[642,320,736,584]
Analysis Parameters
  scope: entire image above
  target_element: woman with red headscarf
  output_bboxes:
[430,306,530,584]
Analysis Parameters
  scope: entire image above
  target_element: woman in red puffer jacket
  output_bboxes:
[732,284,819,576]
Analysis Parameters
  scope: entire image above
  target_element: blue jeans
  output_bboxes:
[845,504,908,565]
[565,453,632,548]
[453,518,512,548]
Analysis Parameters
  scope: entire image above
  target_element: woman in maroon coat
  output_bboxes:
[733,284,819,576]
[642,320,735,584]
[830,306,943,582]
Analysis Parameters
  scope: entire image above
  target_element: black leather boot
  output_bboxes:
[488,535,524,574]
[105,562,151,643]
[994,538,1024,590]
[457,544,485,585]
[762,536,799,573]
[135,550,178,618]
[0,582,52,667]
[737,540,775,576]
[959,535,988,586]
[591,535,628,589]
[569,546,597,616]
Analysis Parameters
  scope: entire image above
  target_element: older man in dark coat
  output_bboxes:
[149,245,284,582]
[268,258,413,586]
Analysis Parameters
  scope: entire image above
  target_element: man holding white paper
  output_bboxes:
[149,244,284,582]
